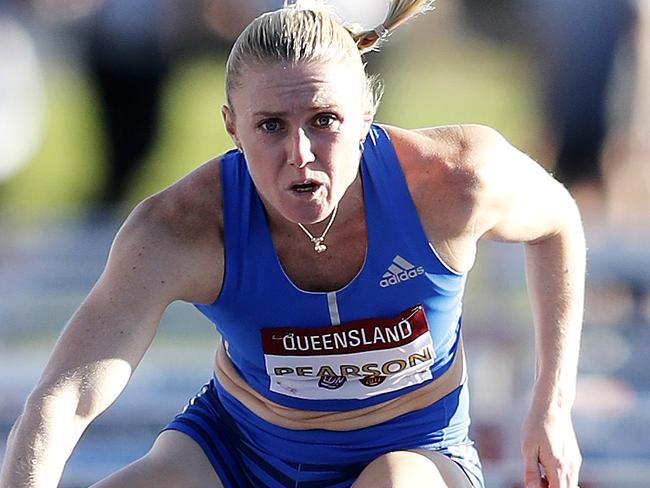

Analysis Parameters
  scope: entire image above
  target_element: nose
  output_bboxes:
[286,128,315,168]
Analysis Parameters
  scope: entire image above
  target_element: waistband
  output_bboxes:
[214,338,466,431]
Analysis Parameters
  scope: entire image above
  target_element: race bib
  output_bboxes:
[261,305,435,400]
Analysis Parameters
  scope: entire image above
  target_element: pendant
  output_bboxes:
[312,238,327,253]
[297,206,337,254]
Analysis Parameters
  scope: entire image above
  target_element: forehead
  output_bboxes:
[230,61,365,115]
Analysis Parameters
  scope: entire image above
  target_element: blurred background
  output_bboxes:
[1,0,649,486]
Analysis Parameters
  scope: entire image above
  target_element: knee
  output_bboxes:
[352,451,449,488]
[89,453,193,488]
[145,432,223,488]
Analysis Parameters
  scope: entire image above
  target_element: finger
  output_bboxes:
[562,462,581,488]
[539,455,566,488]
[523,448,542,488]
[548,452,582,488]
[567,451,583,488]
[539,459,560,488]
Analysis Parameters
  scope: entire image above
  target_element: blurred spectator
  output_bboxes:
[525,0,636,192]
[83,0,174,205]
[18,0,285,207]
[461,0,639,217]
[604,0,650,228]
[89,0,387,204]
[72,1,160,204]
[463,0,650,231]
[87,0,302,205]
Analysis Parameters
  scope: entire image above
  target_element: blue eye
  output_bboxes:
[260,119,282,132]
[314,114,337,128]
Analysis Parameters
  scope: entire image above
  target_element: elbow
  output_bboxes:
[558,188,586,248]
[23,381,98,435]
[23,385,88,431]
[531,183,586,248]
[26,359,132,427]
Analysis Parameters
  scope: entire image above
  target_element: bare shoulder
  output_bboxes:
[108,157,224,304]
[382,123,506,185]
[379,123,527,272]
[126,157,223,240]
[382,124,500,212]
[382,122,577,250]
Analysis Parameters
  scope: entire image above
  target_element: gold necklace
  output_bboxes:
[297,205,338,253]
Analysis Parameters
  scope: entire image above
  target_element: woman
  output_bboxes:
[0,1,584,487]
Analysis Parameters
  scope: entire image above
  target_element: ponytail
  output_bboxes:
[351,0,435,53]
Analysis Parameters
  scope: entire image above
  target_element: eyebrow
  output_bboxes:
[251,110,289,118]
[251,104,340,118]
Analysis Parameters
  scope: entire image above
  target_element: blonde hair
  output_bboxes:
[225,0,434,106]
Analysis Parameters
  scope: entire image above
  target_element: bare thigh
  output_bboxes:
[90,430,223,488]
[351,449,474,488]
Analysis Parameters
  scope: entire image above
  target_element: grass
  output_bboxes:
[1,64,104,212]
[379,37,542,147]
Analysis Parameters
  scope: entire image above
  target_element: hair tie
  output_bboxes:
[373,23,389,39]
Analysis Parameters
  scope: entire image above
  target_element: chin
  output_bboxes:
[285,203,332,225]
[292,210,328,225]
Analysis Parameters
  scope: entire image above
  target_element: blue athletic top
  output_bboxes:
[195,124,468,413]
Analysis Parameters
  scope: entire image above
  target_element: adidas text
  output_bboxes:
[380,255,425,288]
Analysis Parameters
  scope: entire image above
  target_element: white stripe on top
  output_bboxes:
[327,292,341,326]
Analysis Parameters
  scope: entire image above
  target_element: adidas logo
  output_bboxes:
[379,255,425,288]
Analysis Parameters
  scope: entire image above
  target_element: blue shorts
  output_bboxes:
[164,379,484,488]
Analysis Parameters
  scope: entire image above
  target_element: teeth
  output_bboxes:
[293,182,316,192]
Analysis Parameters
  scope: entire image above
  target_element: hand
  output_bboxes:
[521,404,582,488]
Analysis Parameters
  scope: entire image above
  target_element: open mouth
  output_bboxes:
[291,181,320,193]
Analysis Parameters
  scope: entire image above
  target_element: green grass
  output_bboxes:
[378,37,542,149]
[1,39,541,214]
[1,64,105,212]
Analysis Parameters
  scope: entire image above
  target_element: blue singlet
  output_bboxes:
[165,124,484,488]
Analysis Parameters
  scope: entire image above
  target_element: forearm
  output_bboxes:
[1,358,133,488]
[0,393,88,488]
[524,200,585,412]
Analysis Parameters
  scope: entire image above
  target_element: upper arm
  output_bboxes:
[33,178,223,416]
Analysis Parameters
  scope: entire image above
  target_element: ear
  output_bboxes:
[222,105,242,150]
[360,99,375,144]
[360,70,380,143]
